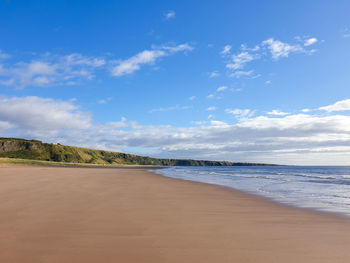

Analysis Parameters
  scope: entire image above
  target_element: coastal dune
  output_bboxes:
[0,165,350,262]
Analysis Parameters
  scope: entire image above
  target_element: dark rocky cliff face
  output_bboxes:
[0,138,49,161]
[0,140,39,152]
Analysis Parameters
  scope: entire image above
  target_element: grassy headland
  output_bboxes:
[0,137,274,166]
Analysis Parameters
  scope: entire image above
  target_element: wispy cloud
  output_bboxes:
[301,108,311,113]
[111,43,193,77]
[304,37,318,46]
[206,106,216,111]
[342,27,350,38]
[149,104,190,113]
[226,51,256,70]
[318,99,350,112]
[111,50,166,77]
[210,120,228,126]
[208,70,220,78]
[207,85,230,99]
[223,36,318,79]
[164,10,176,20]
[240,44,260,52]
[267,109,290,116]
[0,44,193,88]
[191,120,207,125]
[206,85,232,99]
[226,108,255,118]
[97,97,113,104]
[262,38,304,60]
[221,45,232,56]
[230,70,254,78]
[216,85,227,92]
[0,53,105,89]
[189,96,196,101]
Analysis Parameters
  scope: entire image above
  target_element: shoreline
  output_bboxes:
[152,168,350,220]
[2,163,348,219]
[3,163,348,219]
[1,165,350,262]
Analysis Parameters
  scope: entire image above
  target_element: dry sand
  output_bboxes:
[0,165,350,263]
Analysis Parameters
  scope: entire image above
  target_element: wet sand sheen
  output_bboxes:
[0,165,350,263]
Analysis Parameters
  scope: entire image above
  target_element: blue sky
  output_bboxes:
[1,0,350,165]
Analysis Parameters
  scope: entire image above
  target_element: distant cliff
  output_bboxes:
[0,137,275,166]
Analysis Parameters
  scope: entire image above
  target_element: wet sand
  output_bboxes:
[1,165,350,263]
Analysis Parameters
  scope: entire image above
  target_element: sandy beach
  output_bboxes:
[1,165,350,263]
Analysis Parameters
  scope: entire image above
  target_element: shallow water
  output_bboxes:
[155,166,350,216]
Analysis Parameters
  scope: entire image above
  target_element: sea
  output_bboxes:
[154,166,350,217]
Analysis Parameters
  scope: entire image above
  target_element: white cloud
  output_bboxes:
[301,108,311,113]
[304,37,318,46]
[226,51,255,70]
[111,50,166,77]
[237,114,350,132]
[318,99,350,112]
[206,85,230,99]
[342,27,350,38]
[191,120,207,125]
[107,117,128,129]
[267,110,290,116]
[221,45,232,55]
[0,46,192,88]
[262,38,303,60]
[224,37,318,78]
[157,43,193,53]
[149,105,190,113]
[0,53,105,89]
[206,106,216,111]
[164,10,176,20]
[240,44,260,52]
[230,70,254,78]
[225,108,254,118]
[97,97,113,104]
[97,99,107,104]
[111,43,192,77]
[0,96,91,131]
[189,96,196,101]
[64,53,106,67]
[216,85,227,92]
[209,70,220,78]
[231,88,242,92]
[0,120,13,130]
[210,120,228,126]
[265,80,271,85]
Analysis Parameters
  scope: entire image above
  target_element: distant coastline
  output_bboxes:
[0,137,278,167]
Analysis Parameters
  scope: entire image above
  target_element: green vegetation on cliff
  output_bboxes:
[0,138,274,166]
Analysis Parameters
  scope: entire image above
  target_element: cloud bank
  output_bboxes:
[1,96,350,165]
[111,44,193,77]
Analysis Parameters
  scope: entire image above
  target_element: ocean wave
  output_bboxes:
[157,166,350,216]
